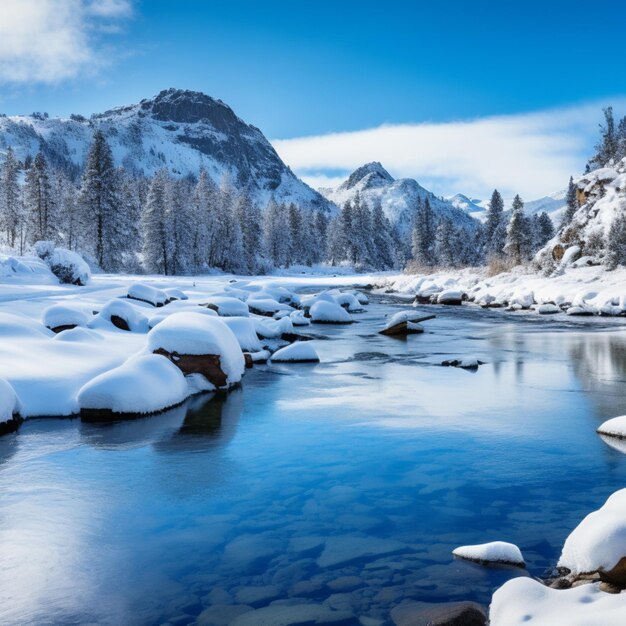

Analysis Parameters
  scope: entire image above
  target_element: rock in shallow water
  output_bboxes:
[229,603,353,625]
[390,601,487,626]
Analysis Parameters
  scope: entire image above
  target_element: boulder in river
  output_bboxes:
[390,600,487,626]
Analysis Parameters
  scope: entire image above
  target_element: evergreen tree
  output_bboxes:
[504,194,530,264]
[141,169,171,274]
[235,190,263,273]
[24,151,55,244]
[287,203,304,265]
[79,130,121,270]
[562,176,578,228]
[191,169,217,270]
[0,147,21,247]
[485,189,505,255]
[605,211,626,269]
[535,211,555,249]
[263,199,288,267]
[434,218,455,267]
[411,197,435,266]
[370,201,395,269]
[617,116,626,161]
[589,106,618,168]
[313,209,329,263]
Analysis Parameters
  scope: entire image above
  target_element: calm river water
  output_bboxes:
[1,296,626,625]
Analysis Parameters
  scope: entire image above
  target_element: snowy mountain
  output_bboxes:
[0,88,330,211]
[525,190,566,224]
[446,193,487,220]
[320,162,479,233]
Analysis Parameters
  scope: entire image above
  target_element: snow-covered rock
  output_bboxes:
[309,300,352,324]
[490,578,626,626]
[94,299,149,332]
[332,292,363,311]
[0,254,58,284]
[204,296,250,317]
[127,283,168,307]
[164,287,187,301]
[597,415,626,439]
[437,289,464,305]
[289,310,310,326]
[147,312,245,389]
[558,488,626,583]
[220,317,263,352]
[247,296,293,316]
[34,242,91,285]
[0,377,20,434]
[42,304,91,332]
[270,342,319,363]
[452,541,525,567]
[77,354,188,418]
[536,303,560,315]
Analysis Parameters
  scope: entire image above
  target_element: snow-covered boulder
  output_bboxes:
[490,578,626,626]
[127,283,168,307]
[290,310,310,326]
[203,296,250,317]
[147,312,245,390]
[510,290,534,309]
[0,254,58,284]
[380,310,432,336]
[597,415,626,440]
[270,342,319,363]
[220,317,263,352]
[35,241,91,285]
[95,299,149,332]
[247,296,293,317]
[536,303,560,315]
[253,316,295,339]
[566,305,594,316]
[309,301,352,324]
[558,488,626,586]
[453,541,525,567]
[164,287,187,301]
[77,354,188,420]
[0,311,52,338]
[332,292,363,312]
[42,304,91,332]
[301,291,335,310]
[0,378,20,435]
[437,289,464,305]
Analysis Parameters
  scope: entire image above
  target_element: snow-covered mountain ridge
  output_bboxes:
[320,162,479,233]
[0,88,330,211]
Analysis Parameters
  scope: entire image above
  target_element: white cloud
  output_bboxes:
[273,100,626,200]
[0,0,133,84]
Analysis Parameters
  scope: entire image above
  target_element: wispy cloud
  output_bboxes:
[273,100,626,200]
[0,0,134,84]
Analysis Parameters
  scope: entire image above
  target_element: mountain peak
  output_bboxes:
[342,162,394,190]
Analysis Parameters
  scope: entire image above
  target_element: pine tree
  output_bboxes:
[313,209,329,264]
[167,178,195,275]
[79,130,121,270]
[504,194,530,264]
[24,151,55,244]
[617,116,626,161]
[411,197,435,266]
[235,190,263,273]
[561,176,578,228]
[434,218,455,267]
[191,169,217,270]
[589,107,618,168]
[287,203,303,266]
[370,201,395,269]
[141,169,171,274]
[535,211,555,249]
[485,189,505,255]
[605,210,626,269]
[0,147,21,247]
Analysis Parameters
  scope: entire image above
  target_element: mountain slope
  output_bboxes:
[320,162,479,233]
[0,88,330,210]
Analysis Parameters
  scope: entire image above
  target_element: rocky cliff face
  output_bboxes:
[0,88,331,210]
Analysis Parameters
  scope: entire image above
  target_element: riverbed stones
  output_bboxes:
[196,604,253,626]
[390,600,487,626]
[229,603,354,625]
[235,585,282,606]
[316,535,407,568]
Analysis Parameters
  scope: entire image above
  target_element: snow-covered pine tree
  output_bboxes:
[504,194,530,264]
[370,200,395,269]
[605,210,626,269]
[0,147,22,247]
[235,189,263,273]
[24,151,56,245]
[116,170,144,271]
[535,211,555,250]
[411,197,435,266]
[141,168,171,274]
[212,174,244,272]
[167,177,195,275]
[485,189,505,256]
[263,198,286,267]
[191,168,217,271]
[561,176,578,229]
[53,170,80,251]
[78,130,121,270]
[434,218,455,267]
[589,107,618,169]
[287,203,304,266]
[313,209,329,264]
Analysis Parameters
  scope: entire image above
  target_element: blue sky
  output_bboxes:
[1,0,626,198]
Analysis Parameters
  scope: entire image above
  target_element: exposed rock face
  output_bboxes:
[153,348,228,388]
[110,315,131,331]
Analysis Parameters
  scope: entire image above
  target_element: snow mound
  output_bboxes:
[247,296,293,316]
[0,312,53,338]
[437,289,464,304]
[490,578,626,626]
[332,292,363,311]
[271,342,319,363]
[558,488,626,574]
[453,541,524,567]
[204,296,250,317]
[94,299,149,332]
[127,283,168,306]
[0,378,19,424]
[220,317,263,352]
[164,287,187,301]
[0,254,58,284]
[42,304,91,330]
[597,415,626,439]
[290,310,310,326]
[77,354,188,416]
[536,303,560,315]
[147,312,245,385]
[35,242,90,285]
[309,300,352,323]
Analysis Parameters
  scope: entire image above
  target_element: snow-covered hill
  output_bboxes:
[0,88,330,211]
[320,162,479,233]
[525,190,566,224]
[446,193,487,220]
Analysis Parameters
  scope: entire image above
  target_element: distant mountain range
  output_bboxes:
[0,88,330,211]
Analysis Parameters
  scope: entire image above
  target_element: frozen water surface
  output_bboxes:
[1,296,626,625]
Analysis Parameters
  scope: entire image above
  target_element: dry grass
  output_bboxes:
[486,255,517,277]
